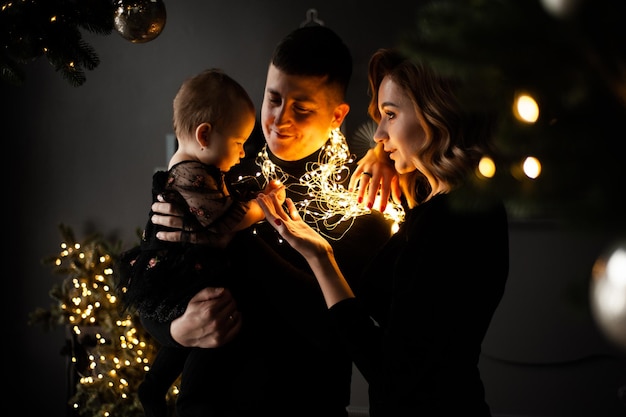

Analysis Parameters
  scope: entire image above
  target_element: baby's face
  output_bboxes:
[211,111,255,172]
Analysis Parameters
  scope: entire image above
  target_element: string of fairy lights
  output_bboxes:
[250,128,405,240]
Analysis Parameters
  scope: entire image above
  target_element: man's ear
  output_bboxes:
[332,103,350,129]
[196,122,212,148]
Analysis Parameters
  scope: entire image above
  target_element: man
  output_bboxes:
[144,25,396,416]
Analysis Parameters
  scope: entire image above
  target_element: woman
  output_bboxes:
[256,48,509,416]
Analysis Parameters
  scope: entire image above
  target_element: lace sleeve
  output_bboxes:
[166,161,248,234]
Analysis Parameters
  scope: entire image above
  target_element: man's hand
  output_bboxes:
[151,195,209,243]
[170,287,241,348]
[349,142,401,212]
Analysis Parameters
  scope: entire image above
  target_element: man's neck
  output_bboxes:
[265,144,325,181]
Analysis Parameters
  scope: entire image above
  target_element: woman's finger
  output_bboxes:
[348,165,365,192]
[257,193,278,220]
[285,198,301,220]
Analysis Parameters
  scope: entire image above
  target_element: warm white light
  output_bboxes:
[607,248,626,286]
[590,241,626,349]
[250,128,405,239]
[540,0,582,18]
[478,156,496,178]
[513,93,539,123]
[523,156,541,179]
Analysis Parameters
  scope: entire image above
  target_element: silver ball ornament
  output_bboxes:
[114,0,166,43]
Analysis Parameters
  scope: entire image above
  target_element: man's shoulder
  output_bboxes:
[327,211,393,246]
[351,210,394,237]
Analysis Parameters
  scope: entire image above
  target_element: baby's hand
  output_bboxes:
[263,180,286,205]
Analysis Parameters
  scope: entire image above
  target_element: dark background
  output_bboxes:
[2,1,625,416]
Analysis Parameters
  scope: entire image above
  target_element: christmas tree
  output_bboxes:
[399,0,626,230]
[0,0,166,86]
[29,224,177,417]
[0,0,114,86]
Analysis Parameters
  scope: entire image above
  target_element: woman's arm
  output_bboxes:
[255,193,355,308]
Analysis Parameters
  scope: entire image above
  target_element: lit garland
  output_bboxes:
[252,128,405,239]
[29,225,174,417]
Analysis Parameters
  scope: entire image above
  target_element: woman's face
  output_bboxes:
[373,76,427,175]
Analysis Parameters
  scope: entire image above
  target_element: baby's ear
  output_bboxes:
[196,122,213,147]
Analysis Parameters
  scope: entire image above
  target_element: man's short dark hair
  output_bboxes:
[271,25,352,99]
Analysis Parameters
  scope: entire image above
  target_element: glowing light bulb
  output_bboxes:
[513,93,539,123]
[478,156,496,178]
[591,241,626,349]
[522,156,541,179]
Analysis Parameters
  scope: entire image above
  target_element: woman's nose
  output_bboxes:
[373,123,386,143]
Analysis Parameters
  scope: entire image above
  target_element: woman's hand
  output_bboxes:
[349,142,402,212]
[256,193,355,308]
[256,194,332,261]
[170,287,241,348]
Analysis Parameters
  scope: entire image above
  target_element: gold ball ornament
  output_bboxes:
[114,0,167,43]
[590,240,626,350]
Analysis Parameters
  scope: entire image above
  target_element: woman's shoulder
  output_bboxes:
[444,186,507,218]
[405,191,507,235]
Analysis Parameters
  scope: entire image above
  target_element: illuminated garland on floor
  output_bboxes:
[253,129,404,239]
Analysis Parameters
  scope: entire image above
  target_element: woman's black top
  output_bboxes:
[329,192,509,416]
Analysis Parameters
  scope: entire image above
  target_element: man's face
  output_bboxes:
[260,64,349,161]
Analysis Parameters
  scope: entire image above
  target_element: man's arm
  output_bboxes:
[144,196,243,347]
[150,183,285,242]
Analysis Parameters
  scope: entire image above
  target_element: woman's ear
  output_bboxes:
[196,122,212,148]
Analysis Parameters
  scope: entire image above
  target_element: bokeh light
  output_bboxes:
[478,156,496,178]
[513,93,540,123]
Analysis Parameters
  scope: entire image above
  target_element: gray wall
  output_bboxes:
[3,1,624,416]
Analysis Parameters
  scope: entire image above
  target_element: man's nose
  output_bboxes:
[274,105,291,127]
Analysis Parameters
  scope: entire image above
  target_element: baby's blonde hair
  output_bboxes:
[173,68,255,140]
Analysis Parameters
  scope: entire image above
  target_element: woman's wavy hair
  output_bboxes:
[367,48,496,207]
